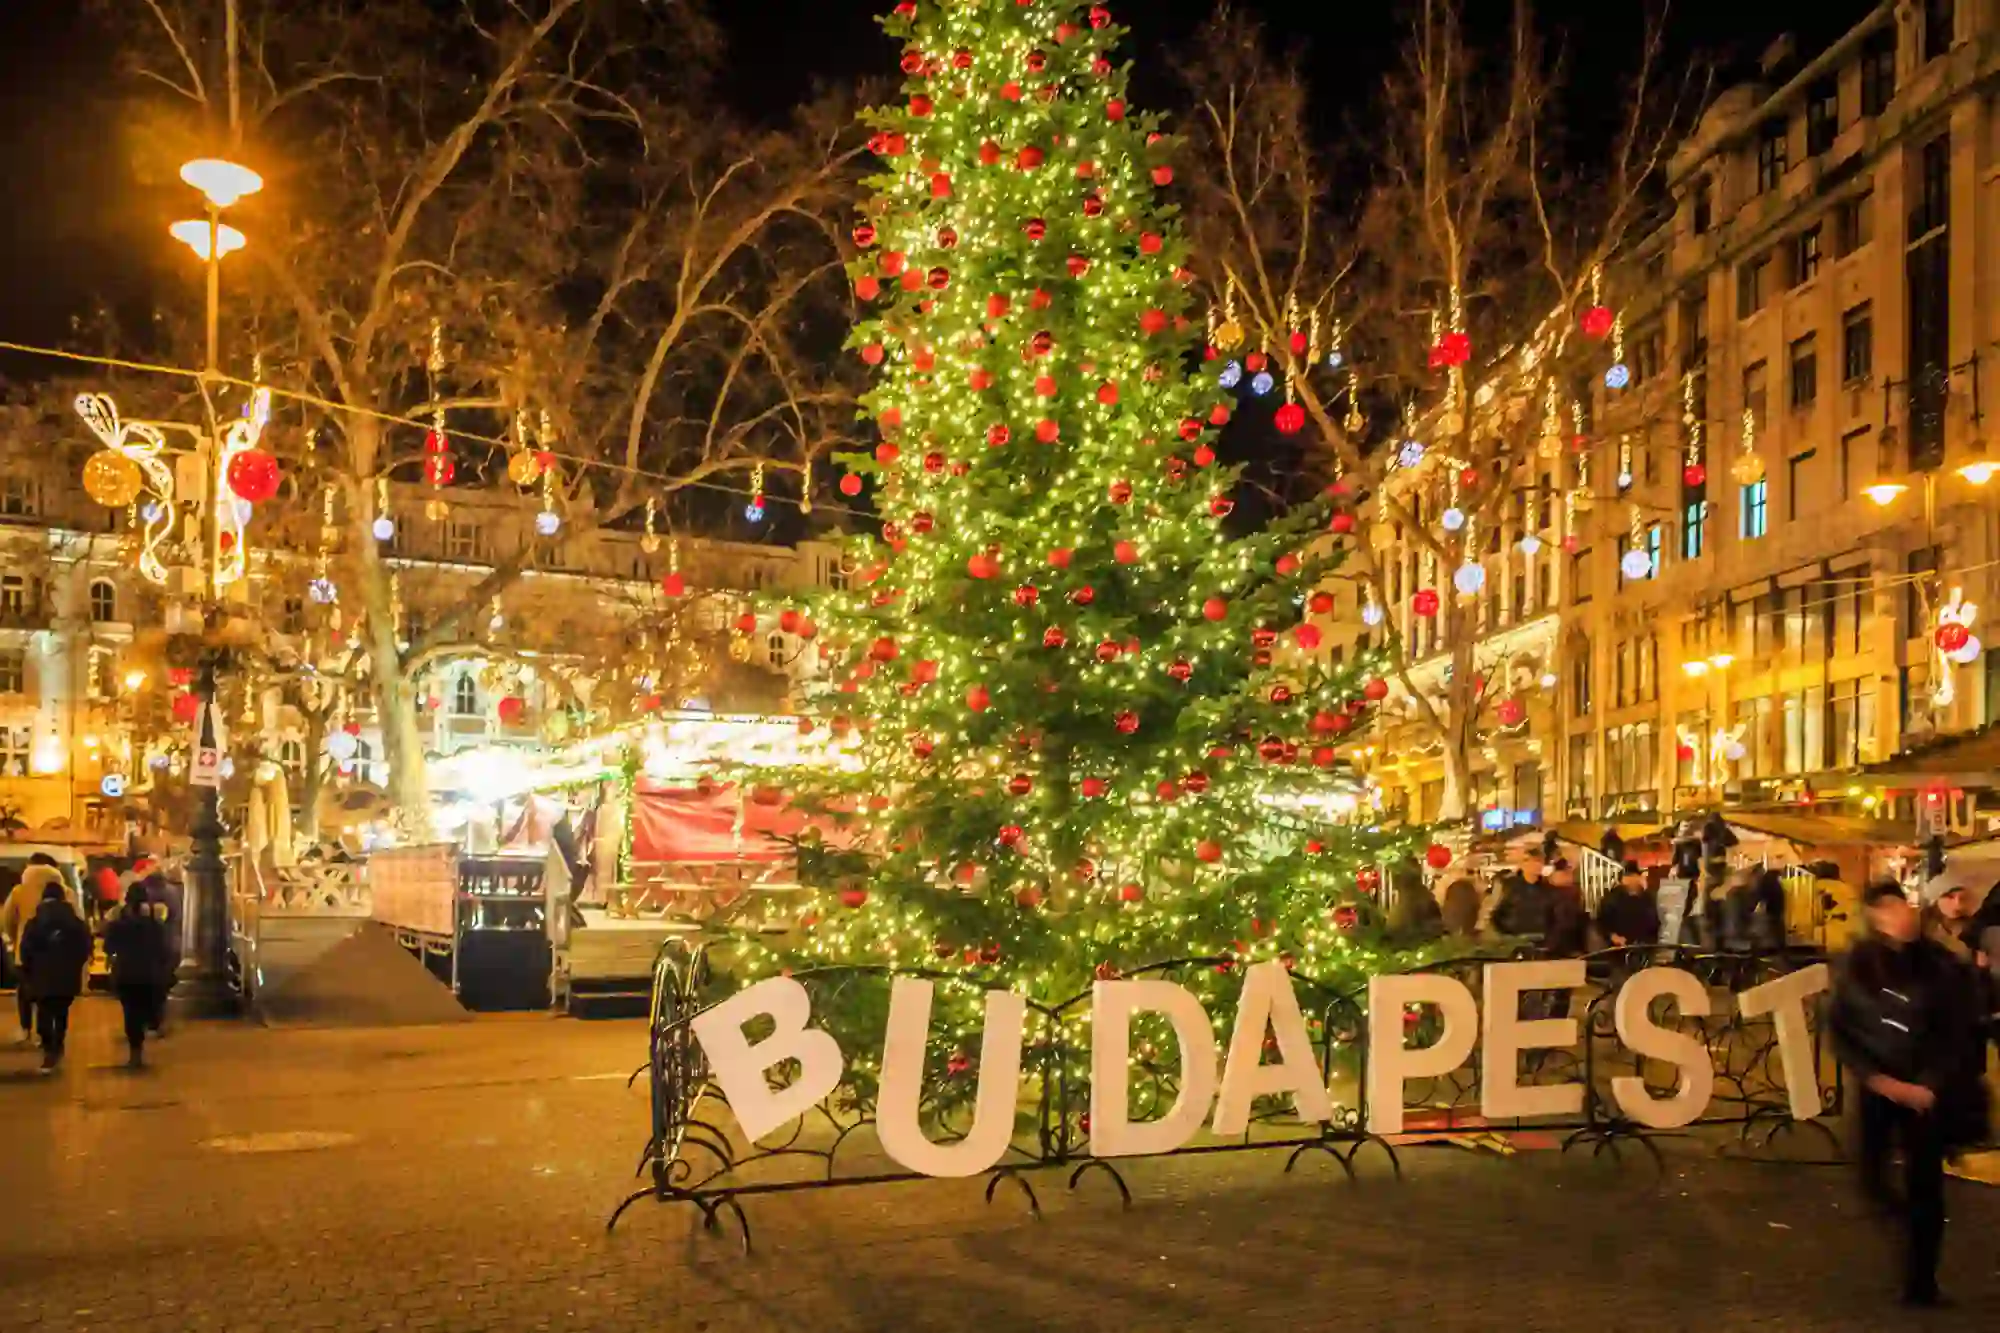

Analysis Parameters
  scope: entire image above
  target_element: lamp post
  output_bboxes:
[1864,460,1993,720]
[167,156,262,1014]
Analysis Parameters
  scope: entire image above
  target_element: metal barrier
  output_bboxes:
[609,943,1843,1244]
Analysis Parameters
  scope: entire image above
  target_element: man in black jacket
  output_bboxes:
[103,881,174,1068]
[19,884,92,1072]
[1830,881,1990,1308]
[1596,860,1660,949]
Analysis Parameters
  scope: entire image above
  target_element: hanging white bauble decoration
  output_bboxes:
[308,577,337,604]
[1620,548,1653,580]
[325,730,359,761]
[535,510,561,536]
[1617,470,1634,489]
[372,516,395,542]
[1605,363,1630,389]
[1396,440,1426,469]
[1360,601,1384,627]
[1440,506,1466,531]
[1518,533,1542,556]
[1725,741,1748,762]
[1539,671,1559,689]
[1453,563,1486,595]
[1249,371,1275,396]
[1326,350,1344,370]
[1217,360,1243,389]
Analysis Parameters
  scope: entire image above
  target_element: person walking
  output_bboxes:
[2,863,67,1047]
[1830,881,1990,1308]
[1490,847,1554,941]
[1595,860,1661,950]
[102,881,173,1068]
[17,882,92,1073]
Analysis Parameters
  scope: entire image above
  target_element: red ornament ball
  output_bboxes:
[997,824,1025,849]
[1035,419,1060,444]
[661,572,686,599]
[171,691,201,723]
[1114,710,1140,735]
[838,473,863,498]
[869,636,899,663]
[1580,305,1615,339]
[1363,677,1389,701]
[1411,589,1441,617]
[1167,658,1193,682]
[839,888,869,909]
[1106,98,1126,120]
[1274,403,1306,435]
[1202,596,1228,622]
[852,221,876,248]
[1119,883,1144,903]
[1683,463,1707,488]
[1043,626,1067,649]
[1424,843,1454,870]
[1113,540,1139,564]
[226,449,281,503]
[1049,547,1073,569]
[1108,480,1133,504]
[1496,697,1527,727]
[1138,308,1168,336]
[1294,624,1322,651]
[966,684,991,712]
[497,695,527,726]
[1195,839,1223,864]
[1008,772,1033,796]
[1937,622,1972,653]
[1329,512,1355,535]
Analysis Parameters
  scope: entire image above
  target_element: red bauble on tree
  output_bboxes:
[497,695,527,726]
[171,691,201,723]
[1411,589,1441,617]
[1580,305,1615,339]
[1425,843,1454,870]
[226,450,281,503]
[1683,462,1707,487]
[1937,622,1972,653]
[1202,596,1228,621]
[1274,402,1305,435]
[661,573,686,599]
[1195,839,1223,864]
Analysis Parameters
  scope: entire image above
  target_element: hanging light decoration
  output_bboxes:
[1732,406,1766,484]
[1617,435,1635,491]
[1518,490,1542,555]
[1620,505,1653,580]
[745,461,768,522]
[1604,313,1629,388]
[372,478,395,542]
[1217,360,1242,389]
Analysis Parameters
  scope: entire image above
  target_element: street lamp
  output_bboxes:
[169,154,261,1015]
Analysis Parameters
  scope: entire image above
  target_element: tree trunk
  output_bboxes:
[296,705,328,845]
[1438,740,1472,824]
[346,464,435,836]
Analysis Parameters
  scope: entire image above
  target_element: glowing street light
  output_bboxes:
[179,158,263,209]
[1682,659,1709,678]
[1957,460,1999,485]
[169,219,247,261]
[1864,479,1909,506]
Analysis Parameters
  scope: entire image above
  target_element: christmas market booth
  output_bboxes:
[369,711,850,1014]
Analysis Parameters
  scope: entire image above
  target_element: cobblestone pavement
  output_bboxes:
[1,998,1996,1332]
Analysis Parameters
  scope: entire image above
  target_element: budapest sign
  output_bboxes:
[690,959,1832,1179]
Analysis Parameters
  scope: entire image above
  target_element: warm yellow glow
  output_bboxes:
[179,158,263,208]
[1957,460,1998,485]
[169,219,246,260]
[122,669,147,692]
[1707,652,1735,670]
[30,738,64,775]
[1682,660,1710,678]
[83,734,100,749]
[1863,480,1908,506]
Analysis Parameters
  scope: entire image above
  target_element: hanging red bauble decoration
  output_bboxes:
[1167,658,1193,682]
[226,449,281,503]
[869,636,899,662]
[1043,626,1067,649]
[1425,843,1454,870]
[839,887,869,910]
[908,93,933,116]
[923,451,946,473]
[911,735,936,760]
[1257,736,1286,763]
[661,573,686,598]
[1294,624,1322,651]
[1363,678,1389,701]
[1288,331,1308,356]
[497,695,527,726]
[1095,640,1120,663]
[1008,772,1033,796]
[1096,381,1119,405]
[1114,710,1140,734]
[997,824,1025,849]
[1274,403,1306,434]
[1496,697,1526,727]
[1013,584,1039,607]
[967,552,1001,579]
[1016,145,1045,170]
[1138,308,1168,336]
[1332,905,1359,930]
[1192,444,1216,468]
[1089,5,1112,27]
[987,424,1011,448]
[1106,98,1126,120]
[966,684,991,712]
[1108,480,1133,504]
[1312,746,1337,768]
[852,221,876,248]
[1024,217,1047,241]
[855,275,880,300]
[1329,512,1355,535]
[1937,622,1972,653]
[1139,233,1163,255]
[1113,540,1139,564]
[1581,305,1615,339]
[1195,839,1223,864]
[1120,883,1144,903]
[734,612,757,634]
[1683,463,1707,487]
[171,691,201,723]
[1202,596,1228,621]
[1035,419,1060,443]
[1049,547,1073,568]
[1411,589,1440,617]
[859,343,884,366]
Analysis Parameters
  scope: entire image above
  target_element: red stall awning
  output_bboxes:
[630,781,820,864]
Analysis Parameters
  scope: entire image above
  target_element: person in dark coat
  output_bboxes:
[102,881,174,1068]
[1596,860,1661,949]
[1598,827,1626,867]
[1491,848,1555,940]
[1439,879,1482,938]
[1830,881,1990,1308]
[18,884,92,1072]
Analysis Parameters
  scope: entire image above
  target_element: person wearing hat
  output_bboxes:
[17,881,91,1072]
[1919,866,1981,965]
[1,862,69,1046]
[1831,881,1990,1307]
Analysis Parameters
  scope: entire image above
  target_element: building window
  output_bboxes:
[1912,134,1950,239]
[444,520,485,563]
[0,650,23,696]
[1836,189,1874,255]
[1787,449,1816,521]
[1682,501,1707,560]
[1566,733,1595,807]
[767,631,788,670]
[1842,303,1873,383]
[1840,427,1872,501]
[0,575,28,620]
[1783,687,1828,774]
[1790,225,1821,286]
[1633,325,1663,384]
[1789,334,1818,409]
[1860,33,1895,116]
[279,739,304,773]
[1740,480,1768,539]
[1569,547,1592,605]
[1908,136,1951,470]
[1679,293,1708,370]
[452,675,479,717]
[1804,79,1839,155]
[0,476,40,518]
[0,726,27,777]
[1645,524,1663,578]
[280,596,305,636]
[1742,361,1768,429]
[1829,678,1877,766]
[1572,640,1593,716]
[1756,120,1788,193]
[87,579,116,623]
[1737,254,1770,318]
[1923,0,1955,62]
[1690,178,1713,235]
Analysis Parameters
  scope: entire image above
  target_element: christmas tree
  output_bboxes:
[729,1,1448,1105]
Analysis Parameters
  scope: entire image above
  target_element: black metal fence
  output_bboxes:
[609,943,1843,1246]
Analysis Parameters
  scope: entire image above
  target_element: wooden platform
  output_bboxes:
[555,911,694,1016]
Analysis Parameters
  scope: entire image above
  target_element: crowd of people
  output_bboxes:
[0,855,178,1074]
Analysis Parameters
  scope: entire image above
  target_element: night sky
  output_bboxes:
[0,0,1878,365]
